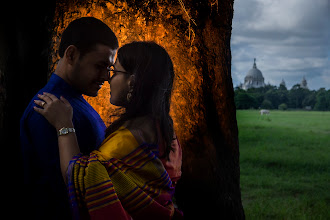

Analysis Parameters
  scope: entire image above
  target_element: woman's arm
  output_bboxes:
[34,92,80,183]
[57,122,80,182]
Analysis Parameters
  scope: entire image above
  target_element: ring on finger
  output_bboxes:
[41,101,46,107]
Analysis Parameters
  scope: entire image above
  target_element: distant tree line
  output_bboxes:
[234,84,330,111]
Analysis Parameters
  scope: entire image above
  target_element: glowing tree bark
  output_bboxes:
[172,1,245,219]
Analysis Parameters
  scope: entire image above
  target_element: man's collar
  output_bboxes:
[48,73,82,97]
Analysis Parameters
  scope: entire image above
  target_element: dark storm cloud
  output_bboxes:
[231,0,329,90]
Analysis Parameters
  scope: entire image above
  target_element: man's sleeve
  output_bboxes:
[26,110,58,168]
[22,110,70,218]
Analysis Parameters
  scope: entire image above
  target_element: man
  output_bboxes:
[20,17,118,219]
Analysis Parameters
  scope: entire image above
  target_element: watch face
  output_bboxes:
[59,128,69,135]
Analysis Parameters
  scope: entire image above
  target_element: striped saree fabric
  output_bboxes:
[67,126,181,219]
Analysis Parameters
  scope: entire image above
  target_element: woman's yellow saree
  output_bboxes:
[67,126,182,219]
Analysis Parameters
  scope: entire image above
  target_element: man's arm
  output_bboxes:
[33,93,80,182]
[22,109,71,218]
[27,110,58,164]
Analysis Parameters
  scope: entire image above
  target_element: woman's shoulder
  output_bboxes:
[97,126,140,160]
[95,116,157,160]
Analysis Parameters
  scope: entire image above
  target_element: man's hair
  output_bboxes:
[59,17,118,58]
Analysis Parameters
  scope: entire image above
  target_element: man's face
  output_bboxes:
[70,44,116,97]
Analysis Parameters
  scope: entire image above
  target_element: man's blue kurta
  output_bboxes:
[20,73,106,219]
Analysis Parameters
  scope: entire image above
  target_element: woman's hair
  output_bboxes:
[105,41,175,159]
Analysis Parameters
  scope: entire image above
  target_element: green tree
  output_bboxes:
[327,90,330,111]
[302,92,316,109]
[288,84,309,109]
[265,88,280,109]
[234,82,329,111]
[235,90,257,109]
[278,103,288,110]
[261,99,273,109]
[246,87,266,108]
[314,88,329,111]
[278,85,289,106]
[279,83,287,91]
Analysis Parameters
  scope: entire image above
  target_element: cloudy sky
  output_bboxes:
[231,0,329,90]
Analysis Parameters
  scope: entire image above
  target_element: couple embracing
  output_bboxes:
[20,17,182,220]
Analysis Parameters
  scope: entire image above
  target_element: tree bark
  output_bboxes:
[174,1,245,219]
[0,1,57,213]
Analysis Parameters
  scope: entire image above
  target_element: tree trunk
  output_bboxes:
[173,1,245,219]
[0,1,57,213]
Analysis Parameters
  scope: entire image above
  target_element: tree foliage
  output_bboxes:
[234,84,330,111]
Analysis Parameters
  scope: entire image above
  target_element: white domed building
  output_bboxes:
[300,76,308,89]
[242,58,265,90]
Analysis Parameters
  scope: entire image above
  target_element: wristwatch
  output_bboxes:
[58,127,75,137]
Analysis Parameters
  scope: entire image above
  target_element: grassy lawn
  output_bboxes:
[237,110,330,219]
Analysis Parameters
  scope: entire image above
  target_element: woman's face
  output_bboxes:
[109,59,132,106]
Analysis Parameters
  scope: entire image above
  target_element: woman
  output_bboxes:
[34,41,183,219]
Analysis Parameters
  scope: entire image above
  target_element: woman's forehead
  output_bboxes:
[114,59,125,70]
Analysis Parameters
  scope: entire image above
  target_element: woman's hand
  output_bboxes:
[34,92,80,182]
[34,92,73,130]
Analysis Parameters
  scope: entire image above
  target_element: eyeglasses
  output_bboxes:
[107,65,131,80]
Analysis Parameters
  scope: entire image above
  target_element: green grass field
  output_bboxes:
[237,110,330,219]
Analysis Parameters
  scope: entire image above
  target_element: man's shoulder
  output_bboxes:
[21,86,62,121]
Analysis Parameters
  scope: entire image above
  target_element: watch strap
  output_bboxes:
[58,127,75,136]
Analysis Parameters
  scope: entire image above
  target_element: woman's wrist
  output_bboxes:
[56,121,74,131]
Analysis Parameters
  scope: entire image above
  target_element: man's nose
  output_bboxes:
[100,68,110,81]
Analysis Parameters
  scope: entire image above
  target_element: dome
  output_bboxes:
[242,58,265,90]
[300,76,308,89]
[245,60,264,80]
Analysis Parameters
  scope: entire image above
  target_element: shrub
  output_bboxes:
[261,99,273,109]
[278,103,288,110]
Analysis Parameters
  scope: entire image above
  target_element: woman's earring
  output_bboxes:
[127,78,134,103]
[127,89,133,102]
